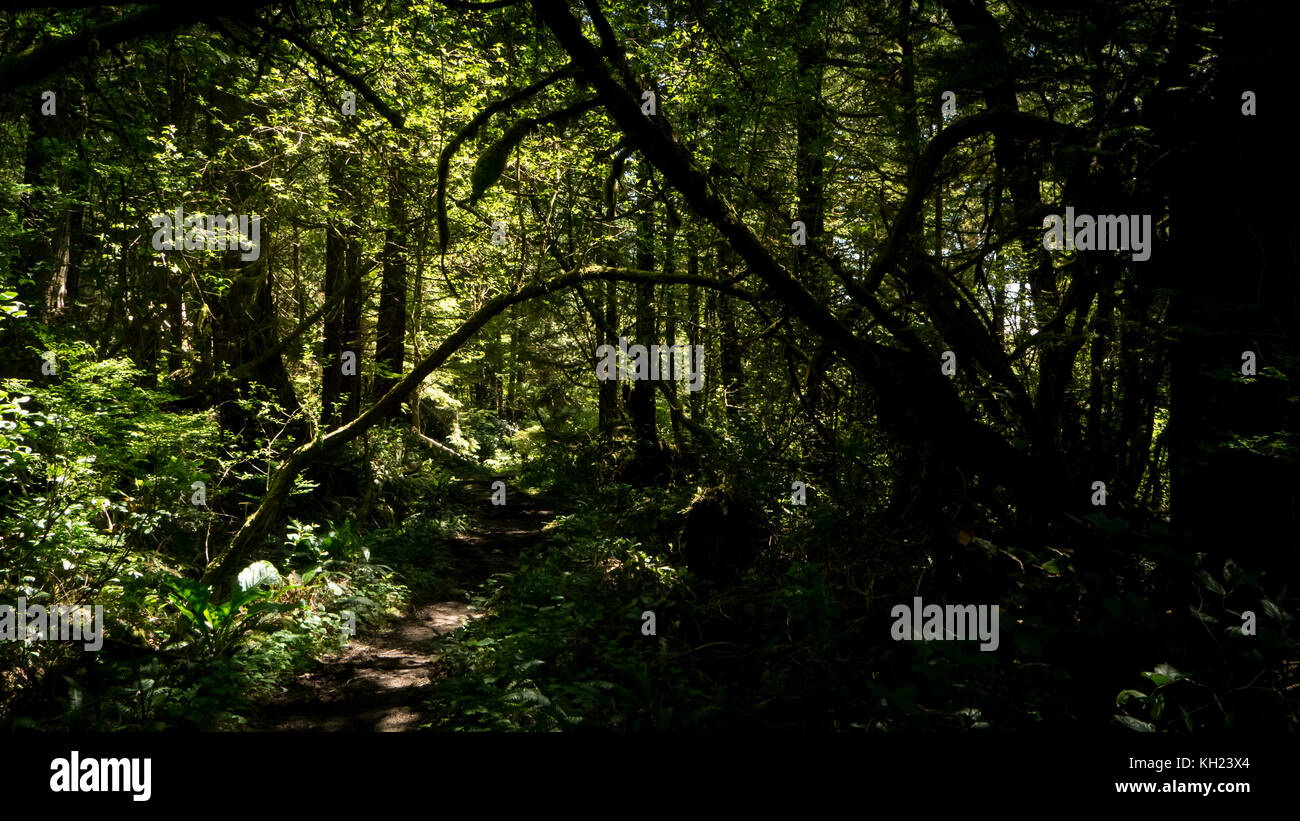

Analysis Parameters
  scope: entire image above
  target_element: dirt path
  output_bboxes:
[249,478,555,731]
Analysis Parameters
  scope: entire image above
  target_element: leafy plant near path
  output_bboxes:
[164,560,295,657]
[424,495,694,731]
[1113,555,1297,732]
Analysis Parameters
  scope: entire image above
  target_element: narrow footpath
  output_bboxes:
[249,478,555,731]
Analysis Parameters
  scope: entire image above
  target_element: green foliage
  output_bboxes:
[164,561,294,657]
[0,349,225,722]
[1114,663,1191,732]
[1109,554,1298,732]
[425,502,692,731]
[1,0,1294,738]
[469,118,537,205]
[280,519,411,628]
[455,408,518,468]
[2,347,220,567]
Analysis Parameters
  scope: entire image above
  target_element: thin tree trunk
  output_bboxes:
[321,154,347,429]
[630,162,657,457]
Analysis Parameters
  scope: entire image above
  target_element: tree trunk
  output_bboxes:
[374,155,408,415]
[342,236,363,425]
[1163,2,1300,584]
[630,162,658,459]
[321,154,347,430]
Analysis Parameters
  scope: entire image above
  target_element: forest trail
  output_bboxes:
[248,478,556,731]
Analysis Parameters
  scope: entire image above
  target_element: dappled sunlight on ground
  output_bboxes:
[250,479,552,732]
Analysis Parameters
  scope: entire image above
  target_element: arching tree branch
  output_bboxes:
[200,265,763,587]
[528,0,1067,509]
[437,65,574,251]
[259,21,405,129]
[0,2,275,93]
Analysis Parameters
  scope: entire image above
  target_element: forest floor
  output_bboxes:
[247,478,557,731]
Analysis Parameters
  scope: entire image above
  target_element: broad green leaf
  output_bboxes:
[237,560,283,593]
[1114,715,1155,732]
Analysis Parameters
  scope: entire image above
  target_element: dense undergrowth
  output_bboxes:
[425,434,1299,732]
[3,345,1295,732]
[0,344,474,730]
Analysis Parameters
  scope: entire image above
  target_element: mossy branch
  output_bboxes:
[436,66,573,252]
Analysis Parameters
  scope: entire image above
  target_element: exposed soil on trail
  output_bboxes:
[248,478,555,731]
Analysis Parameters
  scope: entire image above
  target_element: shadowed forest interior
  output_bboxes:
[1,0,1297,732]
